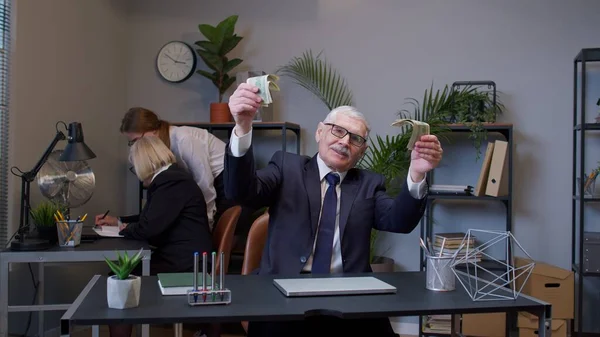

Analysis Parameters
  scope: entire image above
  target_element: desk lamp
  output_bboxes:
[10,121,96,251]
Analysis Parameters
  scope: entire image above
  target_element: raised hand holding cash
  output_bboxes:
[246,74,280,107]
[391,119,431,150]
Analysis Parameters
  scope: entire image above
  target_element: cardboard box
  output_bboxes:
[514,257,574,319]
[518,312,567,337]
[462,313,505,337]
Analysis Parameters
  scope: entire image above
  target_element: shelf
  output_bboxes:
[574,123,600,131]
[443,123,513,133]
[575,48,600,62]
[430,194,509,201]
[573,263,600,277]
[572,195,600,202]
[173,121,301,132]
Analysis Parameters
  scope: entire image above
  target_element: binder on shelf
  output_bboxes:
[485,140,509,197]
[474,142,495,196]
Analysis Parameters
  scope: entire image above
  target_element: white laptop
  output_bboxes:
[273,276,397,297]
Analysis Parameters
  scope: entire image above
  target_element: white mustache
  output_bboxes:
[330,144,350,156]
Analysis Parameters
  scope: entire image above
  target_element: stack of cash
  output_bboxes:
[246,74,280,107]
[391,119,431,150]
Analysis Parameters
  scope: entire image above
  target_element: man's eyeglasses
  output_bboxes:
[324,123,367,147]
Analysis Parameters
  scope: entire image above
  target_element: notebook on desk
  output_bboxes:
[273,276,397,297]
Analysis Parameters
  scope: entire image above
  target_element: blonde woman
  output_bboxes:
[96,135,213,274]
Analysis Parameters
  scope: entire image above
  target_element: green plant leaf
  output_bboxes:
[222,58,243,74]
[221,76,237,95]
[220,36,242,55]
[198,24,221,44]
[196,69,216,81]
[276,49,353,111]
[194,41,219,54]
[104,257,122,279]
[217,15,238,38]
[196,49,222,72]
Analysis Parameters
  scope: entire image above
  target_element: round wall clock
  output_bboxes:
[156,41,197,83]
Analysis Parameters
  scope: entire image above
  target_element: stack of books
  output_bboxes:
[432,232,482,263]
[422,314,451,334]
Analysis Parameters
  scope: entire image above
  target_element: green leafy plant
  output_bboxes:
[401,83,504,160]
[104,249,144,280]
[276,49,353,110]
[195,15,243,103]
[30,200,67,227]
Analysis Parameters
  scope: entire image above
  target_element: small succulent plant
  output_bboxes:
[104,248,144,280]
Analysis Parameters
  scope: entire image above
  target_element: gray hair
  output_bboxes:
[323,105,370,138]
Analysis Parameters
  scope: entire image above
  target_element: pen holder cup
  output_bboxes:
[425,255,456,291]
[56,220,83,247]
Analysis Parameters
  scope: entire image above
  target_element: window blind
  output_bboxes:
[0,0,11,245]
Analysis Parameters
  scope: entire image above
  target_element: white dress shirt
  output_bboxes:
[230,127,427,273]
[169,125,226,229]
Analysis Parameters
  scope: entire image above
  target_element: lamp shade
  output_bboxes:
[59,122,96,161]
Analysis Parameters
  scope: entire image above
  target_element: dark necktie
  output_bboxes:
[312,172,340,274]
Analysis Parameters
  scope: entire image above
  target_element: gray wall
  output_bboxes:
[7,0,130,335]
[6,0,600,335]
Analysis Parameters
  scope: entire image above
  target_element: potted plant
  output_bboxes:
[195,14,243,123]
[104,249,144,309]
[30,200,67,243]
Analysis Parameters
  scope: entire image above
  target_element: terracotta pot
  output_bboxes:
[370,256,395,273]
[210,103,232,123]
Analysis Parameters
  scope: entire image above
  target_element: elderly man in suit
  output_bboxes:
[224,83,443,337]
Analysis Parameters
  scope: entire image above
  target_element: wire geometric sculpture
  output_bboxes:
[449,229,535,301]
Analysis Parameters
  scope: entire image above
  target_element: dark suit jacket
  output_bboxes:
[224,146,427,276]
[119,164,213,275]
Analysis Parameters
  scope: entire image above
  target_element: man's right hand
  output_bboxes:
[95,214,118,227]
[229,83,262,135]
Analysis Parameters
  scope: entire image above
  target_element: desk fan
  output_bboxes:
[36,150,95,208]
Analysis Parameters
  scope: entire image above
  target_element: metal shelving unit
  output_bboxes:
[419,123,514,337]
[572,47,600,337]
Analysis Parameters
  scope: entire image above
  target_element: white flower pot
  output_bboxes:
[107,275,141,309]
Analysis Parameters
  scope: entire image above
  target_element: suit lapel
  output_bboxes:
[303,155,322,234]
[339,169,359,241]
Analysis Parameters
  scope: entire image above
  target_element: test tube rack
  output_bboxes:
[187,251,232,306]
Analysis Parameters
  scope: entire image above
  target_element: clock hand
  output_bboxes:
[164,54,177,62]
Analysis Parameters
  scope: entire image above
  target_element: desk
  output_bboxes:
[61,272,552,337]
[0,238,151,337]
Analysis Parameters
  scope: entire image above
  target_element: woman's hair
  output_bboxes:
[120,107,171,148]
[129,135,176,182]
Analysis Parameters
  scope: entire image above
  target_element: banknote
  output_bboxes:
[391,119,430,150]
[246,74,280,107]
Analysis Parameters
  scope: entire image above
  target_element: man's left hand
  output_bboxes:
[410,135,443,182]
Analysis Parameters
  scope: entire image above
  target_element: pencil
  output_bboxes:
[100,210,110,219]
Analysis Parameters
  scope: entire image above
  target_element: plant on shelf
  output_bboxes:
[276,49,354,110]
[30,200,67,243]
[400,83,504,160]
[105,248,144,309]
[195,14,243,123]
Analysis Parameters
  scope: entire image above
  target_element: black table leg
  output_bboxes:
[60,275,100,337]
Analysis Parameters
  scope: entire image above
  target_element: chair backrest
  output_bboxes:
[241,213,269,275]
[212,205,242,275]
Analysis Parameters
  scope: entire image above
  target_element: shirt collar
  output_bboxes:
[316,154,347,183]
[151,163,172,182]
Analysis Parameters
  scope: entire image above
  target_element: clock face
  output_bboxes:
[156,41,197,83]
